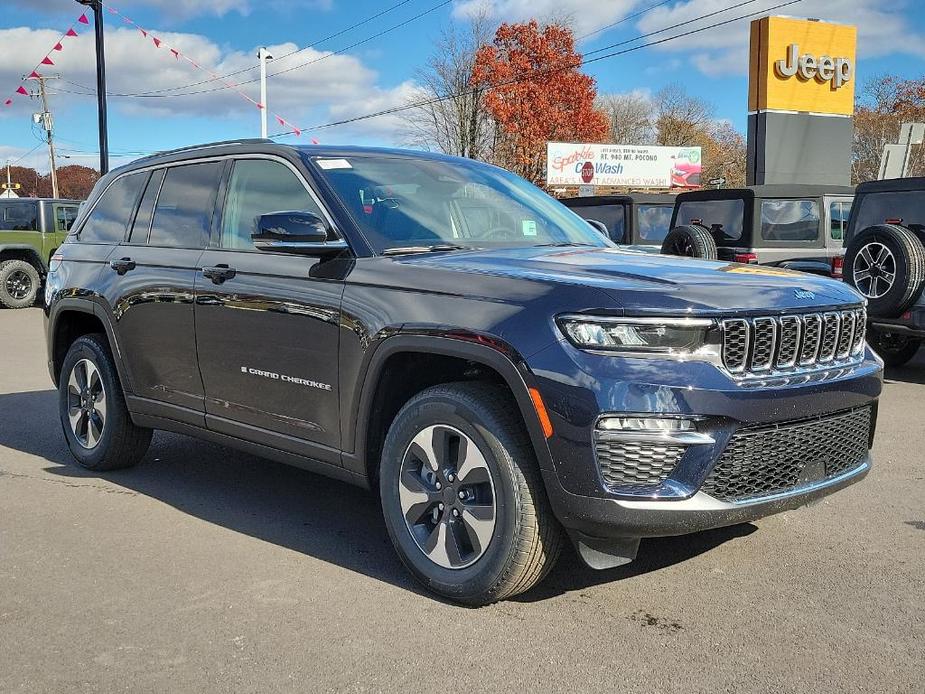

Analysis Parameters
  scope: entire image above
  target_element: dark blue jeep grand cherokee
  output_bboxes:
[45,141,882,604]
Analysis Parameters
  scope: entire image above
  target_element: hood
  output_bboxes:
[397,246,864,314]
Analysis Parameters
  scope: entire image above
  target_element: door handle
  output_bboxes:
[109,257,136,275]
[202,264,236,284]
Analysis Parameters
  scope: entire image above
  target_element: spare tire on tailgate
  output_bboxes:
[660,224,718,260]
[844,224,925,317]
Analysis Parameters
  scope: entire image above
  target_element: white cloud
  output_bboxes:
[0,25,416,145]
[635,0,925,78]
[453,0,641,37]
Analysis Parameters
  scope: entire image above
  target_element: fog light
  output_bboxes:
[597,416,695,432]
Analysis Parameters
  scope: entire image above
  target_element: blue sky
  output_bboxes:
[1,0,924,172]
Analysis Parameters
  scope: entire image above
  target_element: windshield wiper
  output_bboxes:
[532,242,596,248]
[382,244,471,256]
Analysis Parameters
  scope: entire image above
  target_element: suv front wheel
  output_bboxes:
[59,334,152,470]
[379,382,562,605]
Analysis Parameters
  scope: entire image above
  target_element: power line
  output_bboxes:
[576,0,676,41]
[71,0,452,100]
[123,0,417,96]
[268,0,803,138]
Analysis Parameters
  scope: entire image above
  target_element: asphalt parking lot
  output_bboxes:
[0,308,922,693]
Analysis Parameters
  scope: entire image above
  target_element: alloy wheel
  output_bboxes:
[5,270,33,300]
[66,358,107,449]
[398,424,497,569]
[852,241,896,299]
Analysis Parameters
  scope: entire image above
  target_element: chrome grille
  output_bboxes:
[594,439,685,487]
[722,308,865,377]
[700,407,872,502]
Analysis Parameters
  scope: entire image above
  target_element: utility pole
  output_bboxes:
[257,47,273,138]
[28,74,59,199]
[76,0,109,174]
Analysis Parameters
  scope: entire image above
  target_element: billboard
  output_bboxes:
[546,142,702,188]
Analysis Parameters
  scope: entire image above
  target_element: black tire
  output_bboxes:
[0,259,41,309]
[661,224,718,260]
[379,382,563,605]
[844,224,925,317]
[58,333,152,471]
[868,328,922,367]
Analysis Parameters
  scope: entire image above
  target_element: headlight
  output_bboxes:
[558,316,716,355]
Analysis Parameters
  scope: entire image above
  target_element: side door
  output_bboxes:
[195,156,346,454]
[101,161,223,419]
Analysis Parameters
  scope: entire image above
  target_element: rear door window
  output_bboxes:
[636,204,673,243]
[149,162,222,248]
[675,199,744,241]
[568,204,625,242]
[78,172,147,244]
[760,199,820,242]
[0,202,39,231]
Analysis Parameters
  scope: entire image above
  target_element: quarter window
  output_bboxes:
[0,202,39,231]
[79,172,147,244]
[760,199,819,242]
[149,162,222,248]
[222,159,324,250]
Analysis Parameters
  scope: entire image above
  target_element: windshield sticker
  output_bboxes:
[522,220,538,237]
[316,158,352,170]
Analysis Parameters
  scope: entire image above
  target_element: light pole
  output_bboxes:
[257,47,273,138]
[76,0,109,174]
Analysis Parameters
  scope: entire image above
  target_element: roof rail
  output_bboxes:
[136,138,276,161]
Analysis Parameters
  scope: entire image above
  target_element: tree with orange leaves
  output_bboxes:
[472,20,609,184]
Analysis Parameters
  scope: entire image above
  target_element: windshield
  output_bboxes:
[760,199,820,242]
[636,204,673,243]
[311,154,611,253]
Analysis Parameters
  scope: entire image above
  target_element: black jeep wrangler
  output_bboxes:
[662,185,853,276]
[560,193,675,252]
[843,177,925,366]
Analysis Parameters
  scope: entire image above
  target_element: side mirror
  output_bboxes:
[252,211,348,256]
[585,218,609,236]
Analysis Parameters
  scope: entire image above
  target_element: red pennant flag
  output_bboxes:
[257,103,265,110]
[276,116,285,126]
[78,14,90,24]
[66,28,78,37]
[293,127,301,137]
[310,137,319,144]
[53,42,63,51]
[108,6,117,13]
[153,37,161,48]
[170,49,180,59]
[140,28,147,37]
[41,56,55,66]
[4,99,12,106]
[28,71,41,79]
[16,86,28,95]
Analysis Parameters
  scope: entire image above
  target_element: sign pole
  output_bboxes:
[76,0,109,175]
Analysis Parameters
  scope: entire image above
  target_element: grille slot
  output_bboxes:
[722,308,865,377]
[594,439,685,487]
[701,407,871,502]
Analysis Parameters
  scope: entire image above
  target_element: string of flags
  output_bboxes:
[98,2,315,141]
[3,5,317,143]
[3,13,89,107]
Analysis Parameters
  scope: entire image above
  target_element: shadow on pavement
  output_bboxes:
[0,388,751,604]
[882,350,925,386]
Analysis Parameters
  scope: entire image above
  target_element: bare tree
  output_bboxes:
[853,74,925,183]
[403,11,495,159]
[597,91,654,145]
[653,82,715,147]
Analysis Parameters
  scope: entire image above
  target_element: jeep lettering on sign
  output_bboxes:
[775,43,852,90]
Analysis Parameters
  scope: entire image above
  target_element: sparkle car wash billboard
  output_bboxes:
[546,142,702,188]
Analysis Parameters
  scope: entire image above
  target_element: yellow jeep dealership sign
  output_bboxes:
[748,16,857,116]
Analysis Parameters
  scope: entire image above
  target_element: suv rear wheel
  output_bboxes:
[0,259,41,309]
[661,224,718,260]
[59,334,152,470]
[379,382,562,605]
[844,224,925,317]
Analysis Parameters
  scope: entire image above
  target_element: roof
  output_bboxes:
[855,177,925,194]
[561,193,677,206]
[676,184,854,202]
[0,197,81,204]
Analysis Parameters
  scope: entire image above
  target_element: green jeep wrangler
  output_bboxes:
[0,198,81,308]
